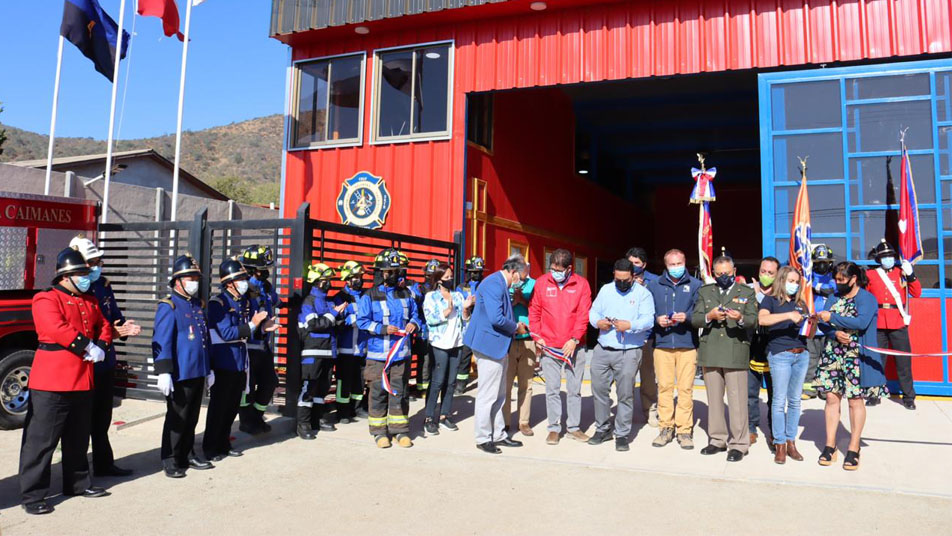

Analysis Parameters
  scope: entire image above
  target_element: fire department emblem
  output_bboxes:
[336,171,391,230]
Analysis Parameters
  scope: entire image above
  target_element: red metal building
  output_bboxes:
[271,0,952,394]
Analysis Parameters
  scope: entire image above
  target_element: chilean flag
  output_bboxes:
[789,167,815,336]
[137,0,185,41]
[898,143,923,264]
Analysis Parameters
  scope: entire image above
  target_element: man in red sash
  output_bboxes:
[865,239,920,410]
[19,248,114,515]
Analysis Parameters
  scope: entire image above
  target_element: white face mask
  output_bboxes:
[235,280,249,296]
[184,280,199,297]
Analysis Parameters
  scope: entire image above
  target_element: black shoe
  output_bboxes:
[164,466,187,478]
[188,456,214,470]
[700,445,727,455]
[587,430,613,445]
[95,464,133,477]
[297,423,316,440]
[210,454,227,462]
[866,397,881,407]
[615,437,630,452]
[238,421,259,435]
[226,449,243,457]
[439,417,459,431]
[424,419,440,435]
[498,437,523,447]
[455,383,467,396]
[338,416,355,424]
[22,501,54,515]
[726,449,747,462]
[64,487,109,498]
[318,421,337,432]
[903,399,917,410]
[476,442,501,454]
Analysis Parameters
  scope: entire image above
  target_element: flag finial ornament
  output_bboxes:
[689,153,716,204]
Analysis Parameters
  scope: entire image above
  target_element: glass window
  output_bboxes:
[774,184,845,234]
[772,133,844,183]
[943,180,952,230]
[938,125,952,176]
[467,93,494,150]
[846,73,930,100]
[849,154,936,205]
[376,43,452,141]
[911,264,939,290]
[770,80,841,131]
[847,100,933,153]
[292,54,364,148]
[849,209,938,260]
[935,71,952,122]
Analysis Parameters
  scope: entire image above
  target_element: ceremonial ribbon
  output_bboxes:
[863,346,952,357]
[382,330,410,395]
[530,334,574,370]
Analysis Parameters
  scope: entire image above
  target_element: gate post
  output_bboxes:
[188,208,210,304]
[283,202,311,417]
[453,230,464,286]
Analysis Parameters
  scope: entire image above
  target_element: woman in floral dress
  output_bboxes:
[815,262,886,471]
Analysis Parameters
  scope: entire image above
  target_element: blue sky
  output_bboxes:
[0,0,288,140]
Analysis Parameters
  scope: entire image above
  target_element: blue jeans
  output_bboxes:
[767,350,809,444]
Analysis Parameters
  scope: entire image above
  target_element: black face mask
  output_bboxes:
[440,280,454,291]
[317,280,331,291]
[258,269,270,280]
[835,282,853,296]
[384,274,398,287]
[615,279,633,293]
[469,272,483,283]
[814,262,831,275]
[715,274,735,289]
[632,264,645,276]
[348,278,364,291]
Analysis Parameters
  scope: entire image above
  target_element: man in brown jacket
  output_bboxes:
[692,256,758,462]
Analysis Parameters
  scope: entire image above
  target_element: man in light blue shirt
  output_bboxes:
[587,258,656,451]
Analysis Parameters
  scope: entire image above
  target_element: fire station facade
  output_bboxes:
[270,0,952,394]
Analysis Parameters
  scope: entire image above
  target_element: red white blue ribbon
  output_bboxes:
[863,346,952,357]
[531,334,574,370]
[382,330,409,395]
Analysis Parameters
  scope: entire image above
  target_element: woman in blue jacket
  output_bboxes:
[815,262,885,471]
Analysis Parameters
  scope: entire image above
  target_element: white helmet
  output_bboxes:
[69,236,104,261]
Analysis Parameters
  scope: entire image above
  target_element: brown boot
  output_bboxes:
[519,424,534,437]
[773,442,787,464]
[786,440,804,461]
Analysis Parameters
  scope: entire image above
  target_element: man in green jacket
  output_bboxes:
[692,255,758,462]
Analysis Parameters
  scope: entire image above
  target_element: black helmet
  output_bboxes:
[54,247,90,284]
[374,248,402,270]
[811,243,834,262]
[241,245,274,268]
[464,256,485,272]
[170,254,202,287]
[424,259,441,276]
[870,239,898,260]
[219,259,249,284]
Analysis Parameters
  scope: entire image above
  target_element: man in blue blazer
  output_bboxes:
[464,254,529,454]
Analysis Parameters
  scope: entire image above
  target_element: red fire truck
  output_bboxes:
[0,191,99,429]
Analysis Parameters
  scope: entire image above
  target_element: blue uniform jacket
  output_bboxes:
[298,286,339,363]
[208,290,259,371]
[812,272,836,313]
[647,273,703,349]
[462,271,517,360]
[357,284,420,362]
[92,278,124,370]
[333,286,367,357]
[250,275,280,351]
[818,288,885,388]
[407,281,429,340]
[152,291,211,381]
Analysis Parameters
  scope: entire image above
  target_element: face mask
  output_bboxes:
[759,274,775,288]
[73,274,92,293]
[550,269,568,283]
[632,264,646,276]
[469,272,483,282]
[317,280,331,291]
[510,280,524,290]
[440,279,454,291]
[835,282,854,296]
[384,274,398,287]
[715,274,735,289]
[814,262,831,275]
[184,280,199,297]
[348,278,364,291]
[615,279,633,293]
[880,256,896,270]
[667,266,685,279]
[785,282,800,296]
[258,269,270,280]
[88,265,102,283]
[235,280,249,296]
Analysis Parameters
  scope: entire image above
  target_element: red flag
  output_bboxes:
[137,0,185,41]
[898,142,923,264]
[698,202,713,282]
[789,165,815,336]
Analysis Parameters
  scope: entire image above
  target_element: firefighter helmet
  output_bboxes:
[219,259,249,284]
[69,235,104,261]
[811,243,834,262]
[306,262,335,284]
[170,254,202,286]
[339,260,364,281]
[54,247,90,283]
[374,248,402,270]
[464,256,485,272]
[240,245,275,268]
[870,239,898,260]
[424,259,442,276]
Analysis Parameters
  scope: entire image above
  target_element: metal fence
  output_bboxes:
[98,203,461,415]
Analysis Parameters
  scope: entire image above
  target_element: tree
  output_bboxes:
[0,102,7,157]
[208,176,251,204]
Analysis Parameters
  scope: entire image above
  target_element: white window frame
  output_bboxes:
[288,51,367,151]
[371,40,455,145]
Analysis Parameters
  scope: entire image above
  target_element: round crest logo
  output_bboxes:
[336,171,392,230]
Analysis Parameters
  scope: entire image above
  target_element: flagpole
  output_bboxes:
[101,0,128,224]
[45,35,65,196]
[170,0,195,222]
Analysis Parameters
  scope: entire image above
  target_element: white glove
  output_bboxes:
[83,342,105,363]
[206,370,215,389]
[901,260,914,276]
[156,373,174,397]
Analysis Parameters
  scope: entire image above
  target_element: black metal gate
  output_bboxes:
[98,203,461,415]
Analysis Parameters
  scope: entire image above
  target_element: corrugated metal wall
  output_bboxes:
[284,0,952,242]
